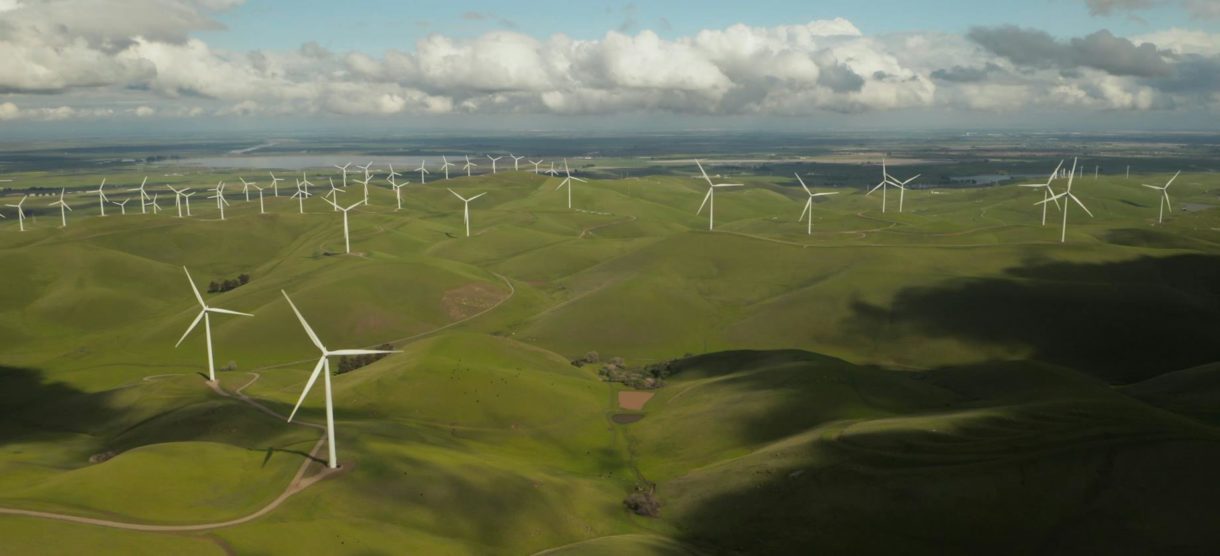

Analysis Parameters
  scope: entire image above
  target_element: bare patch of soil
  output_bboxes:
[442,282,506,320]
[618,391,655,411]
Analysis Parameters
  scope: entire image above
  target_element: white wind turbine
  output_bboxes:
[416,159,430,184]
[463,155,478,177]
[176,266,253,383]
[794,173,839,235]
[1017,160,1064,226]
[282,290,399,469]
[448,188,486,238]
[441,156,455,180]
[487,154,503,174]
[89,179,110,216]
[356,162,374,205]
[333,163,352,188]
[324,178,345,211]
[113,198,130,215]
[324,197,362,254]
[1142,170,1180,224]
[510,154,524,171]
[209,182,230,220]
[300,172,315,195]
[251,184,266,214]
[387,171,409,210]
[1036,158,1093,243]
[269,172,284,197]
[890,172,921,213]
[291,182,311,214]
[239,177,257,202]
[695,160,743,231]
[386,163,403,190]
[529,160,543,174]
[49,189,72,228]
[168,185,190,218]
[149,193,163,214]
[183,191,196,216]
[5,195,27,231]
[128,177,151,214]
[546,162,560,176]
[555,158,587,209]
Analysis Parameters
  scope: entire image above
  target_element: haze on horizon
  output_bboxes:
[2,0,1220,137]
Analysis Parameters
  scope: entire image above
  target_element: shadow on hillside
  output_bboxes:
[843,254,1220,384]
[659,351,1220,555]
[0,366,120,447]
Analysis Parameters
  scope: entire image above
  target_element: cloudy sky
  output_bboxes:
[1,0,1219,133]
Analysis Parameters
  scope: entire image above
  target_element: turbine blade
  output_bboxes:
[469,193,486,200]
[287,357,327,422]
[282,290,326,352]
[182,267,205,307]
[329,349,400,356]
[207,307,254,317]
[1071,194,1093,217]
[1166,170,1180,188]
[175,310,205,347]
[697,188,712,214]
[1163,191,1172,212]
[794,173,812,195]
[799,198,811,221]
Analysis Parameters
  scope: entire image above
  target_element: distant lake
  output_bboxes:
[159,154,490,171]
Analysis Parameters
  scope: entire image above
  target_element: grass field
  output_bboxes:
[1,164,1218,554]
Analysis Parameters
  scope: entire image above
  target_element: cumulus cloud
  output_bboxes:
[1082,0,1220,18]
[0,1,1218,122]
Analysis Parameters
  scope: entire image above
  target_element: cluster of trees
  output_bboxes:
[623,484,661,517]
[575,351,676,389]
[207,273,251,293]
[335,344,395,375]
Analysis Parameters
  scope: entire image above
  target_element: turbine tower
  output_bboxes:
[128,177,151,214]
[448,188,486,238]
[168,186,191,218]
[416,160,430,185]
[1142,170,1180,224]
[113,199,130,215]
[209,182,230,220]
[529,160,543,174]
[1017,160,1064,226]
[291,182,311,214]
[252,184,266,214]
[175,266,253,383]
[239,178,257,202]
[356,162,374,205]
[269,172,284,197]
[387,172,409,210]
[510,154,525,171]
[794,173,838,235]
[49,189,73,228]
[487,155,503,174]
[333,163,352,188]
[694,160,743,231]
[323,197,362,254]
[282,290,399,469]
[463,155,478,177]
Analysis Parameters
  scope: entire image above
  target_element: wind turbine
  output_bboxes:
[324,177,345,211]
[149,193,163,214]
[209,182,230,220]
[448,189,486,238]
[1142,170,1180,224]
[441,156,455,180]
[416,160,430,185]
[113,198,130,216]
[183,191,196,216]
[1036,158,1093,243]
[463,155,478,177]
[1017,160,1064,226]
[487,155,503,174]
[694,160,743,231]
[794,174,838,235]
[323,197,362,254]
[239,178,256,202]
[291,182,311,214]
[867,158,898,213]
[176,266,253,383]
[269,172,284,197]
[355,162,374,205]
[168,186,190,218]
[49,189,72,228]
[5,195,27,231]
[282,290,399,469]
[251,184,266,214]
[386,163,403,189]
[510,154,524,171]
[546,162,560,176]
[529,160,543,174]
[300,172,314,195]
[387,172,409,210]
[333,163,352,188]
[890,172,921,213]
[128,177,150,214]
[89,179,109,216]
[555,159,587,209]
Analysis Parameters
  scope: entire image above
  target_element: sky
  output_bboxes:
[2,0,1220,134]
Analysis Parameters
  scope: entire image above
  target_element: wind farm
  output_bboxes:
[1,1,1220,554]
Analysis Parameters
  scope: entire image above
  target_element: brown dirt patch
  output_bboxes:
[618,391,654,411]
[442,282,507,320]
